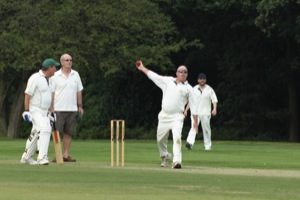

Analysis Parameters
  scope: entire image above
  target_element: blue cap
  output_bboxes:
[198,73,206,79]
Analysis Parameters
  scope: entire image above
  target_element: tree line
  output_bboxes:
[0,0,299,142]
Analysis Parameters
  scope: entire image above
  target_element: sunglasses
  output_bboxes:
[64,59,72,62]
[177,69,188,74]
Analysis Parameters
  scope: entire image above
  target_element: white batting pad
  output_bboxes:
[37,132,51,160]
[23,128,39,160]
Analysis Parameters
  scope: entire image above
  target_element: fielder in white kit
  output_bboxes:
[20,58,60,165]
[185,73,218,151]
[136,61,198,169]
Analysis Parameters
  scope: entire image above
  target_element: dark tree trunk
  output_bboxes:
[288,78,298,142]
[7,81,26,138]
[0,74,7,137]
[286,37,299,142]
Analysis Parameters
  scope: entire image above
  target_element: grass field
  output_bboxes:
[0,139,299,200]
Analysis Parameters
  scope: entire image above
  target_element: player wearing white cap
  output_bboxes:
[185,73,218,151]
[135,61,198,169]
[20,58,60,165]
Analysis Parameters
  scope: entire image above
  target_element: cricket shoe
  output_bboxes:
[160,153,172,167]
[38,156,49,165]
[20,155,38,165]
[172,162,182,169]
[185,142,192,150]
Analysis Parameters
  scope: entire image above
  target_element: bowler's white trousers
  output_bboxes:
[186,115,212,149]
[157,119,183,164]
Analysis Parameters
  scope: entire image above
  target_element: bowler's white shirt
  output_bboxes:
[50,69,83,111]
[25,70,52,111]
[193,84,218,116]
[147,71,197,117]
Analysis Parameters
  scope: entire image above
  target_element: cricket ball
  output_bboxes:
[135,61,141,67]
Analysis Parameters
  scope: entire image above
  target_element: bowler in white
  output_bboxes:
[136,61,198,169]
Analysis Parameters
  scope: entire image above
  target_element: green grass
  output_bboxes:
[0,139,300,200]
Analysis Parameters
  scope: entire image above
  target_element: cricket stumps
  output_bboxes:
[110,120,125,167]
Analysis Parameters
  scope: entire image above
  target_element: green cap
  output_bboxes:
[42,58,60,69]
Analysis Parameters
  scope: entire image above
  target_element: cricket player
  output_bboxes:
[136,61,198,169]
[185,73,218,151]
[20,58,60,165]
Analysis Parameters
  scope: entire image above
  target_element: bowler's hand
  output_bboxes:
[135,60,143,70]
[212,109,217,116]
[135,60,149,75]
[192,115,198,133]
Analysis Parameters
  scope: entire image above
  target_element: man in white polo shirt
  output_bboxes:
[21,58,59,165]
[50,53,84,162]
[136,61,198,169]
[185,73,218,151]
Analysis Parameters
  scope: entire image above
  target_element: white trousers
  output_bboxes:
[23,111,52,160]
[157,119,183,163]
[186,115,212,149]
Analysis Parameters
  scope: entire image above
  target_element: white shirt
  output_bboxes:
[147,71,197,120]
[193,84,218,116]
[25,70,52,111]
[50,69,83,111]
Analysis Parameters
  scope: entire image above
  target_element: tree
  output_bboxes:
[70,0,197,138]
[0,0,63,137]
[256,0,300,141]
[155,0,295,141]
[0,0,193,138]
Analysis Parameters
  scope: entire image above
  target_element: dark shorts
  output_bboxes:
[55,112,78,136]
